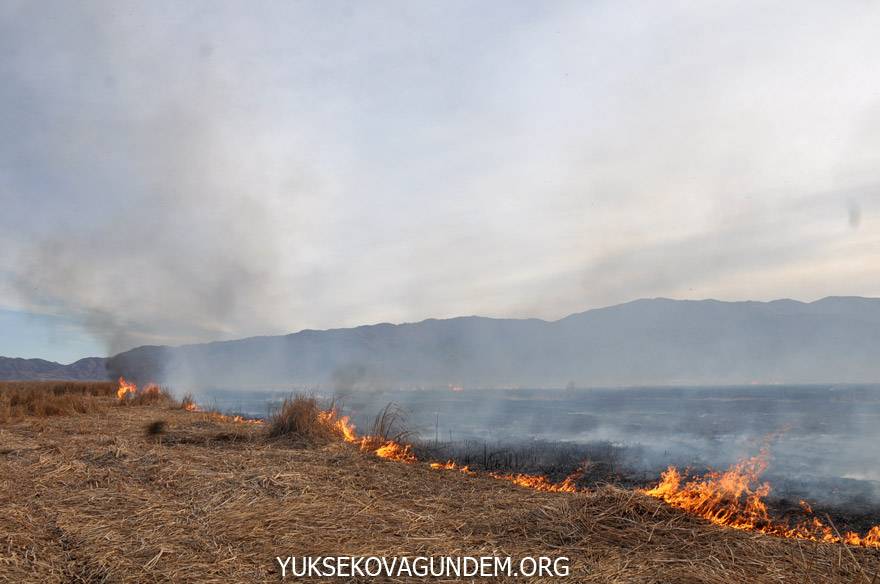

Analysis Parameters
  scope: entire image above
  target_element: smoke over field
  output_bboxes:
[197,384,880,517]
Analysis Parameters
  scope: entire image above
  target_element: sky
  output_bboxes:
[1,1,879,363]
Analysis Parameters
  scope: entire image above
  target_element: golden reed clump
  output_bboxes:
[267,394,347,442]
[0,380,116,421]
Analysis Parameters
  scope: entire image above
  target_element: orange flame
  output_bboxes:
[429,460,474,474]
[116,377,137,400]
[490,464,587,493]
[430,460,457,470]
[372,440,418,463]
[195,410,264,425]
[318,411,359,443]
[116,378,265,424]
[315,408,416,461]
[116,377,162,401]
[228,414,265,425]
[643,449,880,548]
[315,406,590,487]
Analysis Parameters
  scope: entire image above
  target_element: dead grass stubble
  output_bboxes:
[1,386,879,582]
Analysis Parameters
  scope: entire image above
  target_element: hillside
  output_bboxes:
[0,356,108,381]
[108,296,880,388]
[2,394,878,583]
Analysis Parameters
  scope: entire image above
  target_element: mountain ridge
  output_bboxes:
[101,296,880,388]
[6,296,880,384]
[0,356,109,381]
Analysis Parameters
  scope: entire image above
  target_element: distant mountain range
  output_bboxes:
[4,297,880,386]
[0,356,108,381]
[96,296,880,389]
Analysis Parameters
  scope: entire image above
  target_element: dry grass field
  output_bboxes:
[1,382,879,583]
[0,380,117,421]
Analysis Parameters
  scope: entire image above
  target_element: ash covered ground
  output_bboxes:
[201,384,880,530]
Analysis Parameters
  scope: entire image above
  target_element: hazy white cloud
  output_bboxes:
[1,0,879,355]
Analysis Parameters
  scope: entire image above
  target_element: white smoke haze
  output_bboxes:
[5,1,880,519]
[1,1,879,355]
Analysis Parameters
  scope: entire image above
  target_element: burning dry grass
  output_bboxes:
[266,394,419,461]
[490,463,587,493]
[115,377,175,406]
[2,387,880,582]
[179,393,197,411]
[644,450,880,549]
[1,404,878,583]
[267,394,346,442]
[357,403,418,463]
[0,378,178,423]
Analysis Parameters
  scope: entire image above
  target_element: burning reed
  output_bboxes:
[115,377,175,406]
[268,395,347,442]
[269,396,419,462]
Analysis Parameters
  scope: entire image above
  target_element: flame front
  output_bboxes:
[430,460,474,474]
[227,414,264,425]
[316,409,416,462]
[372,440,418,463]
[192,410,264,425]
[643,449,880,549]
[491,464,586,493]
[153,386,880,550]
[316,407,590,487]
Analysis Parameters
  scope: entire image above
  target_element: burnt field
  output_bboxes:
[3,380,880,582]
[201,384,880,531]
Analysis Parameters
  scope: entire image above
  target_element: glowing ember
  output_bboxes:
[643,448,880,549]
